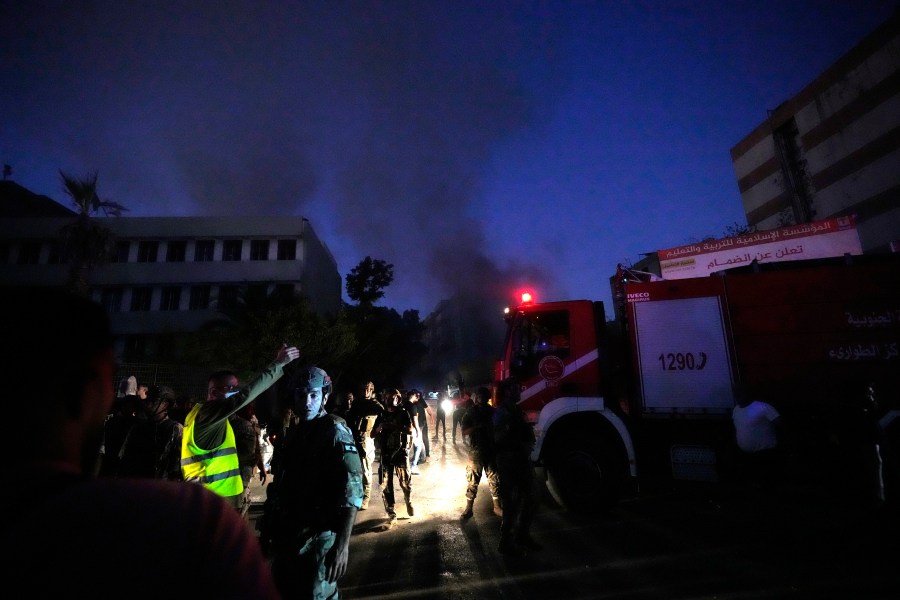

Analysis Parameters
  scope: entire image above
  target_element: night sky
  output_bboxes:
[2,1,895,317]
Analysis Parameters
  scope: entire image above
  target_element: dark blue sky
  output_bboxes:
[2,1,895,317]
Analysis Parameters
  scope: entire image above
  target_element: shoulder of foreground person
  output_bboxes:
[8,478,281,599]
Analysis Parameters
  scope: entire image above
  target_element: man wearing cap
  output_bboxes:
[263,365,363,599]
[181,343,300,509]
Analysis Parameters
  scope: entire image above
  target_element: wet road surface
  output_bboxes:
[249,435,900,599]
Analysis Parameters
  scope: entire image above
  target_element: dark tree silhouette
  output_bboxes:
[58,170,128,296]
[345,256,394,308]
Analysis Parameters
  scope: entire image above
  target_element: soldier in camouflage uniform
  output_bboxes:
[371,389,414,524]
[230,402,266,518]
[459,386,502,519]
[493,377,541,555]
[260,366,363,599]
[346,381,383,509]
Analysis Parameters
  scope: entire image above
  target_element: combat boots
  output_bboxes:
[382,490,395,520]
[460,499,474,519]
[492,497,503,517]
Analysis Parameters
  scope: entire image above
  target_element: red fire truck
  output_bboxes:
[494,254,900,511]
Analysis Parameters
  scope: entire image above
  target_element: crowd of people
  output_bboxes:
[73,303,540,597]
[314,380,537,554]
[8,287,890,599]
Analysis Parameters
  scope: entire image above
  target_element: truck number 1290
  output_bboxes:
[658,352,708,370]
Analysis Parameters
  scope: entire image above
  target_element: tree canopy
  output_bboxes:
[345,256,393,308]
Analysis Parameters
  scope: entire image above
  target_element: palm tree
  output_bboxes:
[58,170,128,296]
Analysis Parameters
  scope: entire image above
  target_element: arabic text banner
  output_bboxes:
[658,216,861,280]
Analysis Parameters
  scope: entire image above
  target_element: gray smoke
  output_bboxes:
[1,1,567,315]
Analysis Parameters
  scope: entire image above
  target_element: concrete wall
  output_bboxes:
[730,11,899,253]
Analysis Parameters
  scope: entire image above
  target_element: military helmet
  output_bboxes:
[147,384,175,403]
[295,366,332,396]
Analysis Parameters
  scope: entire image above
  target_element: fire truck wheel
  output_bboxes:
[545,436,623,513]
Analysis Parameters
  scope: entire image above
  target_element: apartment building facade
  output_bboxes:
[730,10,899,252]
[0,185,341,359]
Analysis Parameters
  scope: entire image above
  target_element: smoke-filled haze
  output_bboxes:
[2,1,894,316]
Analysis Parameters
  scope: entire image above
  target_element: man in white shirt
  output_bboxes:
[732,383,785,489]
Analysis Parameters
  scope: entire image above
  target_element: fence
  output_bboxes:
[115,362,210,402]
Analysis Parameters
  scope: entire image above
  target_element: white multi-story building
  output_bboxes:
[0,182,341,359]
[730,10,899,252]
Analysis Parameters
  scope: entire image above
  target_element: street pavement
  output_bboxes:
[246,434,900,599]
[246,430,473,529]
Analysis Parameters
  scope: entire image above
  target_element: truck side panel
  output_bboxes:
[724,260,900,415]
[626,276,736,415]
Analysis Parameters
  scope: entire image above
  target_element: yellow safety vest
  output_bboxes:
[181,405,243,498]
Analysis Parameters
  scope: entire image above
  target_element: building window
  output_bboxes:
[131,287,153,311]
[194,240,215,262]
[223,240,242,262]
[161,287,182,311]
[189,285,211,310]
[166,241,186,262]
[137,241,159,263]
[17,241,41,265]
[277,239,296,260]
[111,241,130,263]
[101,288,124,313]
[218,285,240,309]
[250,239,270,261]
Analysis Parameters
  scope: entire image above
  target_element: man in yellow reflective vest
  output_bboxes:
[182,343,300,509]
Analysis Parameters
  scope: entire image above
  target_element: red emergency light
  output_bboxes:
[503,289,536,317]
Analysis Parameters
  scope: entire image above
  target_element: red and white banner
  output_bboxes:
[658,216,861,280]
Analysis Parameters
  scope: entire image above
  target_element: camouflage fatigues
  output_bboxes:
[263,413,363,599]
[372,407,413,518]
[460,403,500,501]
[230,412,262,517]
[493,398,536,546]
[346,397,383,508]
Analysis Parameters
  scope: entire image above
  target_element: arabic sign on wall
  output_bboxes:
[658,216,862,280]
